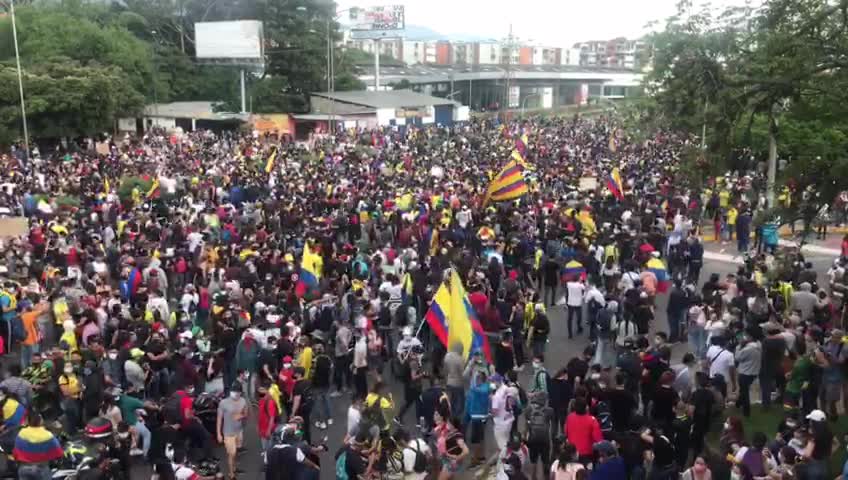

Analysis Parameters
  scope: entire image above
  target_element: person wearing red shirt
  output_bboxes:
[172,383,213,461]
[257,382,278,458]
[564,397,602,464]
[278,356,296,411]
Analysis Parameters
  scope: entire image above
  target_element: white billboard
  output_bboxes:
[195,21,264,60]
[508,86,520,108]
[350,6,405,31]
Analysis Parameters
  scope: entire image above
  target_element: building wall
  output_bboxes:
[435,42,451,65]
[478,43,500,65]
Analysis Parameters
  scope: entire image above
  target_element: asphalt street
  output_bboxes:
[127,241,839,480]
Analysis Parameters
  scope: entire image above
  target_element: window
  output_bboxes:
[588,84,602,96]
[603,86,627,97]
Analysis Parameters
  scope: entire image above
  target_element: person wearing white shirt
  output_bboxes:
[565,280,585,339]
[398,431,431,480]
[490,376,515,452]
[352,332,369,399]
[706,339,736,397]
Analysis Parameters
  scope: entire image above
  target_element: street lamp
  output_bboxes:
[9,0,29,161]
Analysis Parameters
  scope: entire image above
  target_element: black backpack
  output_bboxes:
[407,442,428,473]
[595,400,613,434]
[597,309,613,334]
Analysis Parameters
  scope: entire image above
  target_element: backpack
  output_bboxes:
[597,310,613,334]
[595,400,613,434]
[163,391,188,424]
[406,442,428,474]
[526,405,549,441]
[335,450,349,480]
[363,396,387,430]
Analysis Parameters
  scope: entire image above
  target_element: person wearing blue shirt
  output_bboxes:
[590,441,626,480]
[464,369,490,468]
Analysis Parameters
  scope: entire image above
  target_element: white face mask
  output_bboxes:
[229,391,240,400]
[64,368,74,375]
[724,422,731,430]
[283,363,292,369]
[108,353,118,360]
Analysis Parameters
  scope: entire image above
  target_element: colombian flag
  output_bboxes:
[295,242,323,298]
[562,259,587,282]
[264,148,277,174]
[607,168,624,201]
[447,270,492,362]
[646,257,670,293]
[424,280,451,348]
[12,426,63,464]
[485,160,528,204]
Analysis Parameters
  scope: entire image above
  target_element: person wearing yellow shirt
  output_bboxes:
[718,189,730,209]
[364,382,394,434]
[58,320,78,355]
[296,338,314,380]
[726,206,738,241]
[58,363,82,435]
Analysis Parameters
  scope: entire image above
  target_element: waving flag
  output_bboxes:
[646,257,670,293]
[607,168,624,201]
[447,270,492,362]
[295,242,323,298]
[562,259,587,282]
[264,147,278,174]
[424,280,450,348]
[484,160,528,204]
[511,134,533,170]
[608,129,618,153]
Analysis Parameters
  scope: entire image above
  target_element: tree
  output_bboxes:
[646,0,848,203]
[0,59,145,143]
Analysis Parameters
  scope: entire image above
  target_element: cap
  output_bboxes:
[806,409,827,422]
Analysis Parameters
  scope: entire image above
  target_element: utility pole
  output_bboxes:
[767,107,778,208]
[502,24,515,114]
[10,0,30,160]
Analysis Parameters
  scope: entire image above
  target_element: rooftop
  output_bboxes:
[143,101,248,121]
[311,90,461,108]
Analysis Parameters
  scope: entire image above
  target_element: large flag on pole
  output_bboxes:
[264,147,278,173]
[607,168,625,201]
[447,270,492,362]
[295,242,323,298]
[484,160,528,205]
[424,270,492,362]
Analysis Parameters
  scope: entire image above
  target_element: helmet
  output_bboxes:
[84,417,114,440]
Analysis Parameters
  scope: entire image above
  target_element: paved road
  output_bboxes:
[128,245,839,480]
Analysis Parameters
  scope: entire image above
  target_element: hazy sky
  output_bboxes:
[335,0,745,46]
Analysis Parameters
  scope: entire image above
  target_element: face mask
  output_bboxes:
[229,391,240,400]
[724,422,731,430]
[283,363,291,369]
[83,368,92,376]
[64,367,74,375]
[532,362,542,370]
[108,353,118,360]
[730,473,741,480]
[590,373,601,380]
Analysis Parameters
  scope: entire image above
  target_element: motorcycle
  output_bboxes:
[193,392,220,436]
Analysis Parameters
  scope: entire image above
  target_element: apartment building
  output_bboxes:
[573,37,647,69]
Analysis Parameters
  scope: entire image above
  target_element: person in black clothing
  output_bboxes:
[604,373,638,433]
[548,368,572,438]
[760,327,786,408]
[671,400,692,469]
[651,371,679,429]
[290,367,313,444]
[494,332,516,376]
[689,372,715,457]
[641,422,677,480]
[666,281,690,343]
[543,256,560,306]
[310,342,333,430]
[566,347,593,387]
[529,308,550,358]
[616,417,648,480]
[258,336,280,386]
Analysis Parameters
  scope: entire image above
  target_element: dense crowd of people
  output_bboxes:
[0,115,845,480]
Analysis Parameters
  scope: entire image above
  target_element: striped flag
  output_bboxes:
[484,160,528,205]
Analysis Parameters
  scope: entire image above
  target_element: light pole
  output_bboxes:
[9,0,29,160]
